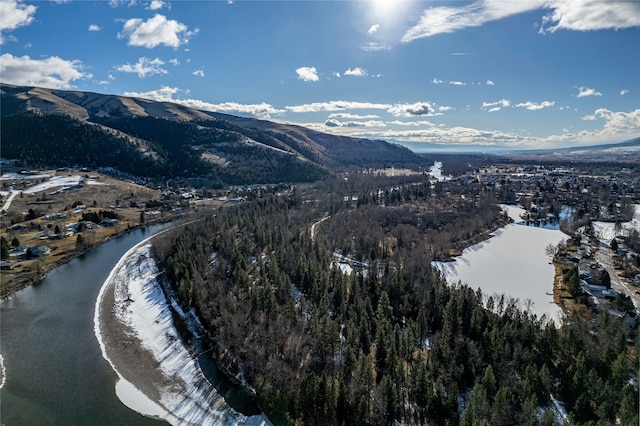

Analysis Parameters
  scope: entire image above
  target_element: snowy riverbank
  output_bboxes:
[94,239,271,425]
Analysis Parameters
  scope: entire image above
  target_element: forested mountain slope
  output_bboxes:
[0,84,426,185]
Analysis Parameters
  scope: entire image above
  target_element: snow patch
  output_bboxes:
[0,353,6,389]
[23,176,84,194]
[0,172,54,181]
[95,238,271,425]
[549,394,568,424]
[115,378,167,420]
[592,204,640,243]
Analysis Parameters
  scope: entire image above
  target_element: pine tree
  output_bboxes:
[0,237,10,260]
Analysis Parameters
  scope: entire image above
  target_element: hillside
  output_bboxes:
[0,84,426,185]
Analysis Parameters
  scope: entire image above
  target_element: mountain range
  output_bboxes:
[0,84,426,185]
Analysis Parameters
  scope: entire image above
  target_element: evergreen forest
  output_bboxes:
[153,175,639,425]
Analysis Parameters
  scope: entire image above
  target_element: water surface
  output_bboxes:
[1,224,169,425]
[435,205,565,323]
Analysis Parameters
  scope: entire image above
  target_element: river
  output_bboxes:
[0,224,171,425]
[434,205,566,323]
[1,221,270,425]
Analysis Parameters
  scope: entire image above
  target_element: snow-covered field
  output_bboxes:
[592,204,640,243]
[94,241,271,425]
[0,173,105,211]
[23,175,104,194]
[0,172,53,181]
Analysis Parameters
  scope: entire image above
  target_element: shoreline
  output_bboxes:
[94,236,175,422]
[434,204,566,324]
[1,217,176,299]
[93,235,270,425]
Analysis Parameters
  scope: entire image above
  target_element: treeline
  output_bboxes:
[154,180,638,425]
[81,210,119,223]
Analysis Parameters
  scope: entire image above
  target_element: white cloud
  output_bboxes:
[115,57,167,78]
[193,69,205,77]
[0,53,88,89]
[88,24,102,31]
[388,120,434,127]
[486,79,495,86]
[291,101,438,117]
[368,24,380,34]
[287,100,440,118]
[540,0,640,34]
[123,86,284,119]
[0,0,37,44]
[286,100,391,113]
[576,86,602,98]
[328,113,380,119]
[550,108,640,145]
[148,0,166,10]
[109,0,138,7]
[430,77,469,85]
[118,14,197,49]
[333,71,341,78]
[402,0,542,42]
[168,58,179,65]
[299,106,640,148]
[403,0,640,41]
[295,66,319,82]
[344,67,367,77]
[124,86,180,101]
[600,108,640,135]
[388,102,433,117]
[620,89,630,96]
[192,101,283,119]
[581,108,640,134]
[515,100,555,111]
[438,106,453,112]
[325,119,385,128]
[329,125,533,147]
[482,99,511,111]
[361,42,390,51]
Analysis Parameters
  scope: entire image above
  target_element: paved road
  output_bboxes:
[597,241,640,312]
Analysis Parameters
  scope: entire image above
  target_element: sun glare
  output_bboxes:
[372,0,398,17]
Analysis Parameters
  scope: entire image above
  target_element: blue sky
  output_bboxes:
[1,0,639,149]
